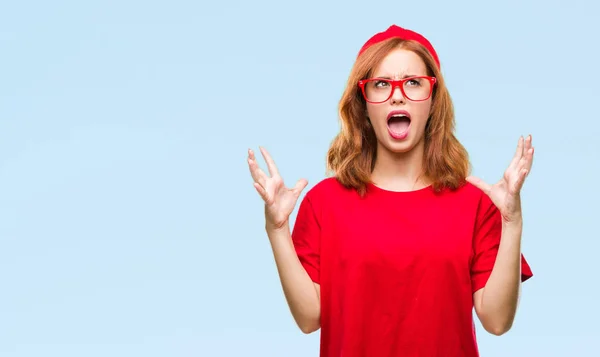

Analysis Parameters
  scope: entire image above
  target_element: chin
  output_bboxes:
[381,139,416,154]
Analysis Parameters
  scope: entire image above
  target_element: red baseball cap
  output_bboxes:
[357,25,440,69]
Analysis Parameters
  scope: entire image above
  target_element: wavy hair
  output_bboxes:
[326,37,470,196]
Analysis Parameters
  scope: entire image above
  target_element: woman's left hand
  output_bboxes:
[466,135,535,223]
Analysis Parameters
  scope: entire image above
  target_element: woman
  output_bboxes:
[247,24,534,357]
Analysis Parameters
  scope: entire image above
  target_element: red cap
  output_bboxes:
[357,25,440,69]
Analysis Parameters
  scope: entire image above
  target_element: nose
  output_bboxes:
[390,84,405,104]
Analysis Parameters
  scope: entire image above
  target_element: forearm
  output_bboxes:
[478,218,523,335]
[267,222,321,333]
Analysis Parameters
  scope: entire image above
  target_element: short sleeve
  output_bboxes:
[470,193,533,293]
[291,193,321,284]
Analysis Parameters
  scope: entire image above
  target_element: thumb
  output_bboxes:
[292,178,308,196]
[466,175,491,195]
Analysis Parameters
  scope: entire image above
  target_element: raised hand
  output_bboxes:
[466,135,535,223]
[248,147,308,231]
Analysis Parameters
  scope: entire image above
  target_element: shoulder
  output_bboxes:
[437,181,492,210]
[299,176,356,214]
[429,182,500,229]
[447,181,485,199]
[305,176,353,199]
[294,177,349,224]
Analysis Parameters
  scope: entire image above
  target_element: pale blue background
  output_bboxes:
[1,0,598,356]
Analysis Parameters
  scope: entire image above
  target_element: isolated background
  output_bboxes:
[1,0,598,356]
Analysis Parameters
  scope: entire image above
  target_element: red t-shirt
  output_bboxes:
[291,177,533,357]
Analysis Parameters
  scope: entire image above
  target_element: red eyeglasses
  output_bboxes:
[358,76,437,103]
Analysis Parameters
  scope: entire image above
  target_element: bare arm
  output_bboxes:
[468,135,535,336]
[473,218,523,335]
[267,222,321,334]
[247,146,320,334]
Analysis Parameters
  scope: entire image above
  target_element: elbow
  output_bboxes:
[290,294,321,334]
[296,314,320,334]
[299,321,320,334]
[486,325,510,336]
[483,319,514,336]
[476,300,518,336]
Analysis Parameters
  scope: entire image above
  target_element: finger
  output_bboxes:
[248,149,268,186]
[248,149,266,179]
[518,134,531,159]
[525,146,534,172]
[248,159,268,187]
[523,135,534,171]
[516,142,535,173]
[512,168,529,192]
[253,182,271,203]
[508,136,524,172]
[259,146,280,177]
[517,146,534,170]
[466,175,492,195]
[248,148,264,168]
[524,134,532,152]
[291,178,308,196]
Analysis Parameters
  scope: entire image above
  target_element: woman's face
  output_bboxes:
[364,48,434,155]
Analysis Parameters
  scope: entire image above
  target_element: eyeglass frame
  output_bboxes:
[357,76,437,103]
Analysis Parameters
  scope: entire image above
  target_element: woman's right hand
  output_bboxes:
[248,147,308,231]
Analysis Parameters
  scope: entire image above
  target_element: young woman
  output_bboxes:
[247,24,534,357]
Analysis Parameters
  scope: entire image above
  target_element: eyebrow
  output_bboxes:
[373,74,419,79]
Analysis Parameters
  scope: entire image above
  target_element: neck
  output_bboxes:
[370,140,430,192]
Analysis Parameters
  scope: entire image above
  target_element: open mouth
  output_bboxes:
[387,110,411,139]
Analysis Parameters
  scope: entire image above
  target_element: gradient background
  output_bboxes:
[1,0,598,356]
